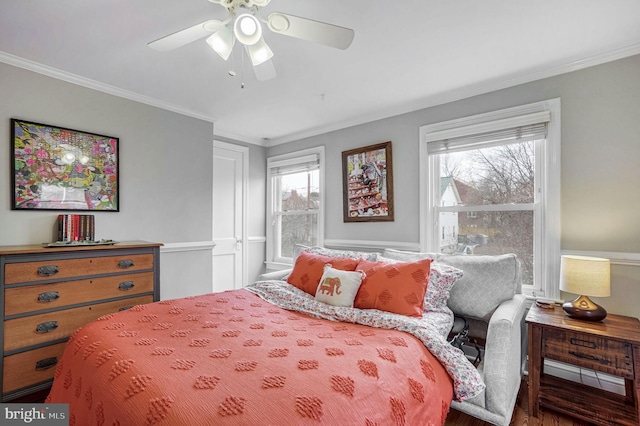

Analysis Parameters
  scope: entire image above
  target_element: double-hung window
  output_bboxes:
[266,147,324,269]
[420,99,561,299]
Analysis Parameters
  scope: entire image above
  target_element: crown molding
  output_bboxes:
[266,42,640,147]
[3,41,640,148]
[0,50,215,124]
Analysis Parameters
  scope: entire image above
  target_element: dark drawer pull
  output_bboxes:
[118,259,134,269]
[569,350,607,364]
[38,291,60,303]
[119,281,135,291]
[569,337,597,349]
[119,306,133,311]
[36,321,59,333]
[35,357,58,371]
[37,265,59,276]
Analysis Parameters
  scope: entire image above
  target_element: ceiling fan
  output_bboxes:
[148,0,355,81]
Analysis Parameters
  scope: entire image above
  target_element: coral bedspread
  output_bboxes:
[46,281,484,425]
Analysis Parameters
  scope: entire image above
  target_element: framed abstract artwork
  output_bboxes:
[342,141,394,222]
[11,119,119,211]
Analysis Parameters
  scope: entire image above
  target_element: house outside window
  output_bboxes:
[420,99,561,299]
[266,147,325,269]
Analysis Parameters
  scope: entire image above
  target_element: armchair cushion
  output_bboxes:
[439,254,521,320]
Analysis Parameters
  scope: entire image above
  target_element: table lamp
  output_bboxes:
[559,255,610,321]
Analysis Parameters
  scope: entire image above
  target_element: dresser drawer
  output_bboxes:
[4,253,154,285]
[3,295,153,352]
[5,272,154,316]
[542,328,634,378]
[3,342,67,393]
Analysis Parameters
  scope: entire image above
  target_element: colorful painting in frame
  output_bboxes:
[342,141,394,222]
[11,119,119,211]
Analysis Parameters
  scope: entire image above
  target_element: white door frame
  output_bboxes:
[213,140,249,289]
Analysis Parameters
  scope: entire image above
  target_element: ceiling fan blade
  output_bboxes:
[148,20,226,52]
[267,12,354,50]
[252,58,277,81]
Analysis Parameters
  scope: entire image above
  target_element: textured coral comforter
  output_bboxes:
[46,281,484,425]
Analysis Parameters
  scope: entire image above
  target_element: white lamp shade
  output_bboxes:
[234,13,262,46]
[559,255,610,297]
[206,27,235,61]
[246,37,273,66]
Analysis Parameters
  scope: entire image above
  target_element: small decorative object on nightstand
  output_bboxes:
[559,255,610,321]
[527,304,640,426]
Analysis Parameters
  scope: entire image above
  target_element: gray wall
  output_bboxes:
[267,54,640,318]
[0,62,267,299]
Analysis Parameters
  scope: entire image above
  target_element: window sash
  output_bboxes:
[420,99,560,299]
[266,147,325,269]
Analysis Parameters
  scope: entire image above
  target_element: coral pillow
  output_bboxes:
[355,258,432,317]
[287,250,359,295]
[315,265,365,308]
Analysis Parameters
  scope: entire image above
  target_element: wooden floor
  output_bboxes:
[445,378,594,426]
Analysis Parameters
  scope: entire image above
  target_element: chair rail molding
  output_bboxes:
[560,250,640,267]
[161,241,216,253]
[323,239,420,252]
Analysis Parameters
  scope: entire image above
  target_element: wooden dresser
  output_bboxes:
[0,241,161,401]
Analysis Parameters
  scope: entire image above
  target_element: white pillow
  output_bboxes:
[314,265,365,308]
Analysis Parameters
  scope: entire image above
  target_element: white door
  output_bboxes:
[212,141,248,292]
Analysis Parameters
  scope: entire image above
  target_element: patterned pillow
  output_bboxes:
[354,258,432,317]
[287,251,358,296]
[424,262,464,313]
[315,265,365,308]
[294,244,379,261]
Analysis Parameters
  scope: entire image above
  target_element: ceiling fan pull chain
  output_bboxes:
[228,46,237,77]
[241,47,246,89]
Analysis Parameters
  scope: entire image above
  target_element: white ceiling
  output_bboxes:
[1,1,640,146]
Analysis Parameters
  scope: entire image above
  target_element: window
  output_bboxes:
[266,147,324,269]
[420,99,561,299]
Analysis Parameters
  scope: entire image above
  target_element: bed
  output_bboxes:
[46,274,484,425]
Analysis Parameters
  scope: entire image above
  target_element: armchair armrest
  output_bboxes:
[258,269,292,281]
[481,293,527,418]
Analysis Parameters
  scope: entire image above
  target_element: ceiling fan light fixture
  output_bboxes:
[246,37,273,66]
[251,0,271,6]
[206,27,235,61]
[234,13,262,45]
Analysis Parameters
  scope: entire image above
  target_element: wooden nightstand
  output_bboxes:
[526,304,640,426]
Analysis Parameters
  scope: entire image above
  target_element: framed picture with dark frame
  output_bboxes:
[11,118,119,211]
[342,141,394,222]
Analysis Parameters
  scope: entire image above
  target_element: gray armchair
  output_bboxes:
[436,253,528,426]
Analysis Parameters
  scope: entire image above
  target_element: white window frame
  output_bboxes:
[266,146,325,270]
[419,99,561,299]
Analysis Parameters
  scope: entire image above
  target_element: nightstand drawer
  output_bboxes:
[4,253,154,285]
[3,342,67,393]
[3,295,153,352]
[5,272,155,316]
[542,328,634,378]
